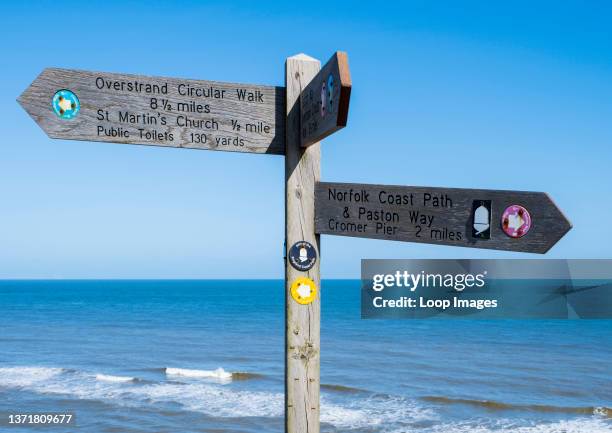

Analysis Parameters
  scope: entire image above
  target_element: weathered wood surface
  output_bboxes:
[18,68,285,154]
[285,54,321,433]
[300,52,351,147]
[315,182,571,253]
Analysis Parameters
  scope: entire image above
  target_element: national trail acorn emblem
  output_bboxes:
[52,89,80,119]
[288,241,317,272]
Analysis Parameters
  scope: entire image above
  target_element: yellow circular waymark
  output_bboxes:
[290,277,318,305]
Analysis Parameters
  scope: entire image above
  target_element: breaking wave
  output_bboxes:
[0,365,432,429]
[95,374,136,383]
[0,366,609,432]
[165,367,232,380]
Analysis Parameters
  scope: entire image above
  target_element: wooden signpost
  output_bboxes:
[315,182,571,253]
[18,51,352,433]
[17,49,571,433]
[285,54,322,433]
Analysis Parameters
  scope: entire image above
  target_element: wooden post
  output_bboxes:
[285,54,321,433]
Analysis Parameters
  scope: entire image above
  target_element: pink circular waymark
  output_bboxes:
[501,205,532,238]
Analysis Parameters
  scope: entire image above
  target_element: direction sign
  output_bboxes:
[15,50,576,433]
[315,182,571,253]
[300,52,351,147]
[18,68,285,154]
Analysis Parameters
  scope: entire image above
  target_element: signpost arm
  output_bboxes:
[285,54,321,433]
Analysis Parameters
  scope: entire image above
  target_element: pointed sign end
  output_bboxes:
[16,69,69,140]
[17,70,43,115]
[16,85,31,112]
[546,192,573,230]
[16,89,38,128]
[539,193,573,254]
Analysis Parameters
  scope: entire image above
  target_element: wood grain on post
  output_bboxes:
[285,54,321,433]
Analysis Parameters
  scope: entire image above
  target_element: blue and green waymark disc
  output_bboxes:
[52,89,80,119]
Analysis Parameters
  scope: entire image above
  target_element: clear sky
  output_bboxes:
[1,1,611,278]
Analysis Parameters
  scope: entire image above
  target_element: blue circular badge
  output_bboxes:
[52,89,80,119]
[288,241,317,272]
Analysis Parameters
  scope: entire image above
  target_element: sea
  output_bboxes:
[0,280,610,433]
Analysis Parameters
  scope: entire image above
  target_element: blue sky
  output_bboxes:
[0,1,611,278]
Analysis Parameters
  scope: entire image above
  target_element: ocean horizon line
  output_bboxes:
[0,278,359,281]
